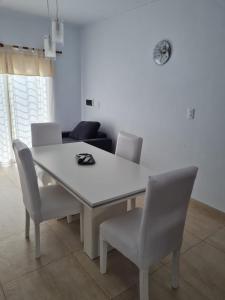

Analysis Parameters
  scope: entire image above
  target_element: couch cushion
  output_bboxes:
[69,121,100,140]
[97,131,107,138]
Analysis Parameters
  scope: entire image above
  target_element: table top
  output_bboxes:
[31,142,150,208]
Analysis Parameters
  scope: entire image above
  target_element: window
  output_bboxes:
[0,74,52,165]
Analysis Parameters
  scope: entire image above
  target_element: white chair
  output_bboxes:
[31,122,62,147]
[13,139,83,258]
[31,122,62,186]
[100,166,198,300]
[31,122,74,224]
[115,131,143,209]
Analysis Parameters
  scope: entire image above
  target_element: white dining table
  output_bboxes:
[31,142,150,259]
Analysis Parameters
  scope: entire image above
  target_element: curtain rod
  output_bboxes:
[0,42,62,54]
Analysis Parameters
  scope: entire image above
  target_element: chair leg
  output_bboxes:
[100,238,108,274]
[25,210,30,239]
[80,207,84,243]
[67,215,73,223]
[171,248,180,289]
[139,269,149,300]
[34,222,41,259]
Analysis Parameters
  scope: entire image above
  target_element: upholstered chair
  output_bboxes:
[13,139,83,258]
[31,122,75,223]
[115,131,143,209]
[100,166,198,300]
[31,122,62,185]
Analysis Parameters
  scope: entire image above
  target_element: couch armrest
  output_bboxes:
[62,131,71,138]
[97,131,107,138]
[83,138,112,153]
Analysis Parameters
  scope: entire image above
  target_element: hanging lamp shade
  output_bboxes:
[52,19,64,45]
[44,35,56,58]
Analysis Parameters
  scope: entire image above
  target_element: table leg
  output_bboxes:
[83,202,127,259]
[131,198,136,209]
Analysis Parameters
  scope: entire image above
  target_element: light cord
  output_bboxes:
[47,0,50,18]
[56,0,59,20]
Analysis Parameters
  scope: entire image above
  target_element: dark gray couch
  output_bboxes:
[62,121,112,152]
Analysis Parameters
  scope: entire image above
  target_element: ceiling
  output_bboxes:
[0,0,154,25]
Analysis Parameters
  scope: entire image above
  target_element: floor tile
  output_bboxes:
[0,176,17,194]
[151,265,208,300]
[47,218,82,252]
[3,255,107,300]
[2,165,20,188]
[0,284,5,300]
[206,227,225,253]
[0,193,26,242]
[114,265,207,300]
[1,184,22,202]
[177,242,225,299]
[75,250,140,298]
[0,225,70,284]
[162,230,202,264]
[185,211,224,240]
[0,170,26,241]
[180,230,202,252]
[188,200,225,225]
[112,285,138,300]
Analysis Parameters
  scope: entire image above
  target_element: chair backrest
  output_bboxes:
[115,131,143,163]
[12,140,41,222]
[31,122,62,147]
[138,166,198,269]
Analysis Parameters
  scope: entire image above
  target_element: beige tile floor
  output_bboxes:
[0,165,225,300]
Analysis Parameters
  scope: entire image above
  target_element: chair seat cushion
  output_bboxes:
[69,121,100,140]
[100,208,142,265]
[40,185,81,221]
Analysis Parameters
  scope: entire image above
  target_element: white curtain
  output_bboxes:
[0,74,53,165]
[0,75,12,164]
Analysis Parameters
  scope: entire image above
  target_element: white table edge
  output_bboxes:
[33,159,146,208]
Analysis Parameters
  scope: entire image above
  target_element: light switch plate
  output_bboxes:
[187,108,195,120]
[86,99,94,106]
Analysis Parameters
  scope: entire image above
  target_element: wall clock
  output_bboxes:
[153,40,172,65]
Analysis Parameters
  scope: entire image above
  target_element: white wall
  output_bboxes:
[81,0,225,212]
[0,8,81,130]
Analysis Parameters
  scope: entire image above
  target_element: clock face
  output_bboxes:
[153,40,172,65]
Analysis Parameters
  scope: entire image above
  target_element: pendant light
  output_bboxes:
[44,0,56,58]
[44,34,56,58]
[52,0,64,45]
